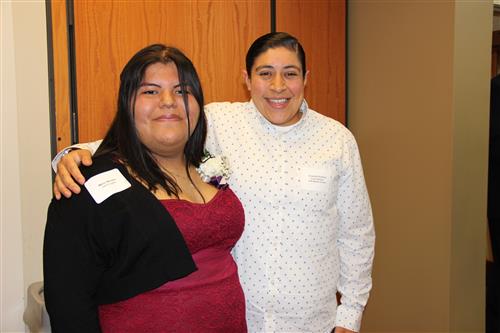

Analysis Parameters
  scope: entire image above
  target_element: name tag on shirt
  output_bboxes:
[300,167,331,192]
[84,168,131,204]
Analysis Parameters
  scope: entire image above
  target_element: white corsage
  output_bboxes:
[196,151,230,189]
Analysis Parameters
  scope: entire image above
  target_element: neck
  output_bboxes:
[154,153,189,174]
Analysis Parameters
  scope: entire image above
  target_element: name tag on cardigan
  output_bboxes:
[300,167,331,192]
[84,168,131,204]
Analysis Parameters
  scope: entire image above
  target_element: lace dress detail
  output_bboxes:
[98,187,246,332]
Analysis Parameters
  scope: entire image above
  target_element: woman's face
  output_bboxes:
[134,62,200,159]
[244,47,308,126]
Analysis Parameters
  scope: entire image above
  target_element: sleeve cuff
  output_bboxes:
[51,141,102,173]
[335,304,364,332]
[51,147,74,172]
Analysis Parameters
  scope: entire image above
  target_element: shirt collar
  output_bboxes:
[249,99,309,135]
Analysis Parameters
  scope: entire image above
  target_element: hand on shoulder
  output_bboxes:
[53,149,93,199]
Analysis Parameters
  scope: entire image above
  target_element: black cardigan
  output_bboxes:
[43,155,196,333]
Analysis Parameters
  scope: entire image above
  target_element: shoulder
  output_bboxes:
[205,101,251,117]
[79,153,122,179]
[50,154,131,215]
[205,101,255,132]
[46,154,158,250]
[492,74,500,89]
[306,108,356,142]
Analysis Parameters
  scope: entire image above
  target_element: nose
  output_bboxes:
[270,75,286,92]
[160,91,177,108]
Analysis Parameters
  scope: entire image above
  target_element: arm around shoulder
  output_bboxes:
[51,140,103,172]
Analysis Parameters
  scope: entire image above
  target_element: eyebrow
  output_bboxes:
[139,82,182,88]
[254,65,301,72]
[139,82,161,88]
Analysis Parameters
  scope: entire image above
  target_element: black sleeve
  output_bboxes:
[489,75,500,219]
[489,75,500,261]
[43,195,106,333]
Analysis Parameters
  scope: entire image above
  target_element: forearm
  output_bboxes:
[335,229,374,330]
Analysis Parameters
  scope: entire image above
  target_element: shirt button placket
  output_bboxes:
[276,136,288,324]
[264,312,275,333]
[268,135,284,331]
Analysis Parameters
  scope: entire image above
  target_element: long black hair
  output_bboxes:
[246,32,306,78]
[95,44,206,197]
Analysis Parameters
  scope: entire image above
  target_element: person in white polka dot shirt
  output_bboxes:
[51,32,375,333]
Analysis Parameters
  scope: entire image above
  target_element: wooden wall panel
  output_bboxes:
[276,0,346,123]
[72,1,269,142]
[50,0,71,152]
[50,0,346,145]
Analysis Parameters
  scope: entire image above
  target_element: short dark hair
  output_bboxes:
[245,32,306,78]
[96,44,206,197]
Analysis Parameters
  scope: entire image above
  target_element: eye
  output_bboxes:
[284,71,299,79]
[257,71,272,79]
[174,88,191,95]
[139,86,160,95]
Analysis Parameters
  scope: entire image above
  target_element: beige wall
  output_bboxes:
[450,3,491,331]
[2,2,26,331]
[1,1,52,332]
[11,0,53,293]
[348,1,491,332]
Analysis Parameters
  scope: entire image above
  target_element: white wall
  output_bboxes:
[1,1,52,332]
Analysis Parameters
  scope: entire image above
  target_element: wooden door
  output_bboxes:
[277,0,346,123]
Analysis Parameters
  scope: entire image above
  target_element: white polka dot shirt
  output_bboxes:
[205,101,375,333]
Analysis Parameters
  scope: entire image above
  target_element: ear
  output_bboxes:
[243,70,251,91]
[304,70,310,87]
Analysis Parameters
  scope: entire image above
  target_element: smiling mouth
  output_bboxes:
[266,98,291,108]
[268,98,289,103]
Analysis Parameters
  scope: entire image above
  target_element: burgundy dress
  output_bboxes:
[98,187,247,332]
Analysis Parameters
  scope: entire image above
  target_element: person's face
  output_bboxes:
[134,62,200,159]
[244,47,308,126]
